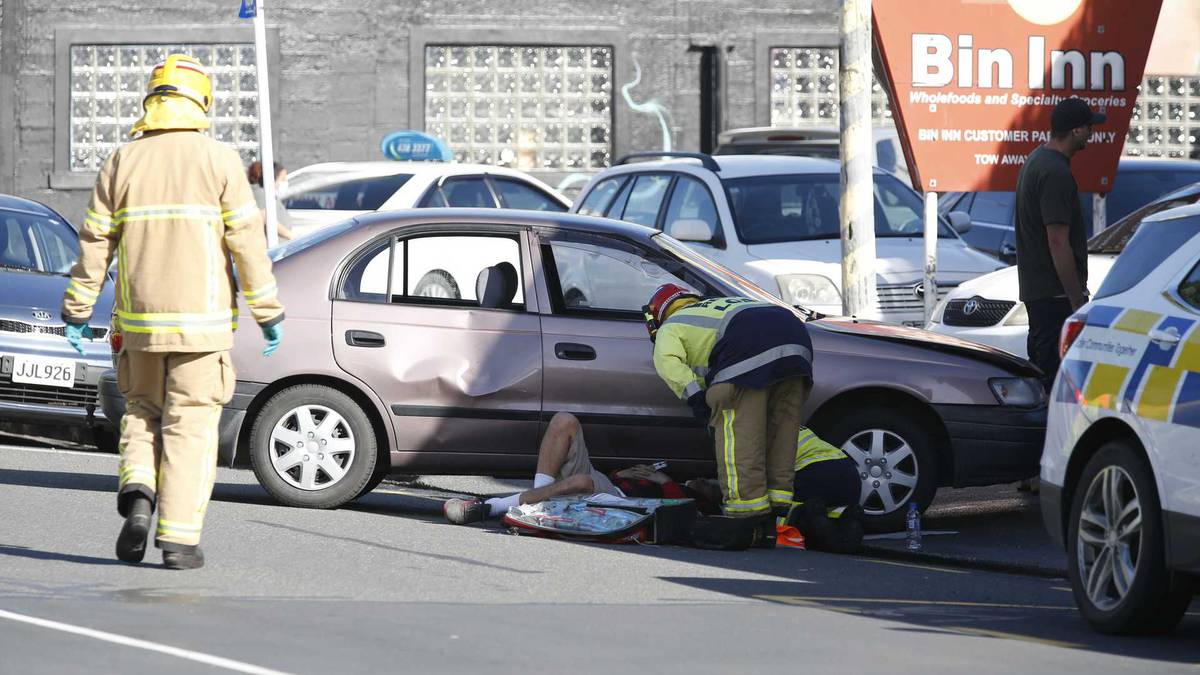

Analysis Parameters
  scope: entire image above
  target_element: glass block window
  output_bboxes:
[769,47,892,128]
[1126,75,1200,159]
[424,45,614,171]
[69,44,260,171]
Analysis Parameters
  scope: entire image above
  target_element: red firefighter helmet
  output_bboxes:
[643,283,700,341]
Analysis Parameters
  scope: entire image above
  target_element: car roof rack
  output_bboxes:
[614,152,720,172]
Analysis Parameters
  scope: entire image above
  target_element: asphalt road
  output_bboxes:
[1,444,1197,675]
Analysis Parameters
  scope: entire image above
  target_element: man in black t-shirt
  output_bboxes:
[1015,98,1105,390]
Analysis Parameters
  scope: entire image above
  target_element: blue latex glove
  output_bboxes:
[64,323,93,356]
[261,323,283,357]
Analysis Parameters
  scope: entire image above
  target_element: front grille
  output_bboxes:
[877,283,956,312]
[0,319,107,339]
[942,297,1016,327]
[0,381,99,408]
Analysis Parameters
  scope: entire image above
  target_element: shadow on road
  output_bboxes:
[0,544,125,567]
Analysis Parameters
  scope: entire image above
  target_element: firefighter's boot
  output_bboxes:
[115,495,152,563]
[163,546,205,570]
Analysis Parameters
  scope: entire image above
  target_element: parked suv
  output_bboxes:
[1042,203,1200,634]
[571,153,1002,326]
[938,158,1200,264]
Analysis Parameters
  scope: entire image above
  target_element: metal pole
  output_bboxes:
[923,191,938,325]
[1092,193,1107,235]
[839,0,876,318]
[254,0,278,248]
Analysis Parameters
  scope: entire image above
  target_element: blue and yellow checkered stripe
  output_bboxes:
[1062,304,1200,428]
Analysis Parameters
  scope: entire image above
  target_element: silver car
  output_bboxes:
[0,195,115,449]
[101,209,1047,530]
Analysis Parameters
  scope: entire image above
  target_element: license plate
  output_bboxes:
[11,355,76,388]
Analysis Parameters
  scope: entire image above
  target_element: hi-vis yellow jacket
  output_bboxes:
[61,129,284,352]
[795,427,848,471]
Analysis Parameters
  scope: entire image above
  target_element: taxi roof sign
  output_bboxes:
[380,131,453,162]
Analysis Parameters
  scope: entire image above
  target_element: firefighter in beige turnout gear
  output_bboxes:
[61,54,284,569]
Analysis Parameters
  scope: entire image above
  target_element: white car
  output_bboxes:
[714,125,910,186]
[1041,203,1200,635]
[571,153,1003,326]
[281,161,570,239]
[928,183,1200,356]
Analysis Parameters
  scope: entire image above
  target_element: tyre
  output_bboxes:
[354,466,390,500]
[412,269,460,299]
[816,405,940,532]
[249,384,377,509]
[1065,440,1194,635]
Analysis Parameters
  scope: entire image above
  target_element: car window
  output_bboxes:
[543,237,706,315]
[662,176,720,237]
[1106,168,1200,225]
[1095,217,1200,300]
[491,178,565,212]
[1178,260,1200,311]
[726,173,952,244]
[938,192,969,215]
[967,192,1013,225]
[439,177,497,208]
[0,210,79,274]
[281,173,412,211]
[960,222,1007,257]
[1088,197,1198,254]
[620,174,672,226]
[339,238,392,303]
[577,176,625,216]
[393,234,523,308]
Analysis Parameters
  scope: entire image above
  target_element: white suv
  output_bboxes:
[1042,204,1200,634]
[571,153,1002,325]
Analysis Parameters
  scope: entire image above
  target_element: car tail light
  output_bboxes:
[109,328,122,354]
[1060,313,1086,358]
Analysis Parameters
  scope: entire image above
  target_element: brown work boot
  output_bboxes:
[115,496,152,563]
[162,547,205,570]
[443,498,488,525]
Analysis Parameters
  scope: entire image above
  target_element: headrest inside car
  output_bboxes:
[475,261,518,308]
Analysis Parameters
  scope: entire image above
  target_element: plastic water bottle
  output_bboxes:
[905,502,922,551]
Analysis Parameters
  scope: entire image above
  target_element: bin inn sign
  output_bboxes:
[873,0,1163,193]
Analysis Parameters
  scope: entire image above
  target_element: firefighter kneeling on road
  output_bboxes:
[61,54,284,570]
[645,284,814,549]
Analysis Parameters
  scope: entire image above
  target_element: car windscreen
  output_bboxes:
[0,208,79,275]
[654,233,786,306]
[1087,194,1200,254]
[1105,167,1200,225]
[723,172,954,244]
[1094,212,1200,300]
[281,173,413,211]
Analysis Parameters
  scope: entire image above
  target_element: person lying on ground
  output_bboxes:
[442,412,719,525]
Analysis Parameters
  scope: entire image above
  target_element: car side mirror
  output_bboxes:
[667,218,717,243]
[948,210,972,234]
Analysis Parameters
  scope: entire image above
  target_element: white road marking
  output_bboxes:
[0,608,295,675]
[0,445,116,459]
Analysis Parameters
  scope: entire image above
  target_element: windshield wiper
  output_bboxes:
[0,263,67,276]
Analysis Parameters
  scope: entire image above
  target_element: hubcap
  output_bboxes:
[840,429,919,515]
[268,405,356,491]
[1077,466,1142,611]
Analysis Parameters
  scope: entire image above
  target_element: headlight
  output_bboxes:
[989,377,1045,407]
[777,274,841,306]
[1003,302,1028,326]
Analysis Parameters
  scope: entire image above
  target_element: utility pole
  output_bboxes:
[839,0,876,318]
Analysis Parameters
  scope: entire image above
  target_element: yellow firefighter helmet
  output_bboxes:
[145,54,213,112]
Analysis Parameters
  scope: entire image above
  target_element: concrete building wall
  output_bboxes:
[2,0,833,223]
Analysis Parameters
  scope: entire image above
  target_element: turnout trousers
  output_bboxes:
[706,377,811,517]
[115,349,234,551]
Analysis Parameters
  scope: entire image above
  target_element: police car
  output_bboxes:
[1042,203,1200,635]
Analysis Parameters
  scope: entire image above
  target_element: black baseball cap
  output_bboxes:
[1052,98,1106,133]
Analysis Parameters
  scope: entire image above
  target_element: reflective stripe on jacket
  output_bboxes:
[62,129,284,352]
[795,426,848,472]
[652,297,813,399]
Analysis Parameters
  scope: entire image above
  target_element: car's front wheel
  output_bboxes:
[1066,440,1193,635]
[817,405,939,532]
[249,384,377,509]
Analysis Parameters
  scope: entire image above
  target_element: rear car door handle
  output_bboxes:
[346,330,386,348]
[554,342,596,361]
[1148,328,1181,346]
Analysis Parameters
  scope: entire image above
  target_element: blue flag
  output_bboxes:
[239,0,257,18]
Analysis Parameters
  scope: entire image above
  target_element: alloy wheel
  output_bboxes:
[1077,465,1143,611]
[268,405,356,491]
[840,428,919,515]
